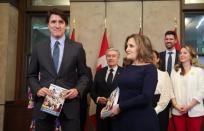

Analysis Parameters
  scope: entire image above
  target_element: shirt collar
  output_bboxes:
[108,65,118,72]
[51,35,65,48]
[166,48,176,54]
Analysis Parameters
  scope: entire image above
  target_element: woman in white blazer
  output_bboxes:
[171,45,204,131]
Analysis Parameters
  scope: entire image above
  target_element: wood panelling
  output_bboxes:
[3,101,32,131]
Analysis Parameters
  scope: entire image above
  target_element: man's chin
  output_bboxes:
[166,46,174,50]
[52,34,63,39]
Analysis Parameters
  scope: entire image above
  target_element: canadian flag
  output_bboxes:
[96,29,109,71]
[173,27,181,51]
[89,28,109,131]
[70,28,75,41]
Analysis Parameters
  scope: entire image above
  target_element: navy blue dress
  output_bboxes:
[112,64,160,131]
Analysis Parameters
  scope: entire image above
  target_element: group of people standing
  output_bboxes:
[27,8,204,131]
[91,30,204,131]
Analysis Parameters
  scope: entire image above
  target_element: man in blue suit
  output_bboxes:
[27,8,88,131]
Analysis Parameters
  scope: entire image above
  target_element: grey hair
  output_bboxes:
[105,48,120,57]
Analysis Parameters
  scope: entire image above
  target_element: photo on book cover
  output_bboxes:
[41,84,67,116]
[101,87,120,118]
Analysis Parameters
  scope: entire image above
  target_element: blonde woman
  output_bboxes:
[171,45,204,131]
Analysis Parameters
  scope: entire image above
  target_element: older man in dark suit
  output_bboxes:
[27,8,88,131]
[91,48,123,131]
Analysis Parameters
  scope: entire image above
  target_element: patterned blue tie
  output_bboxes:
[167,52,173,75]
[53,41,60,72]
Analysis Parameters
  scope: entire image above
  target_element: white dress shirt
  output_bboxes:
[105,66,118,82]
[96,66,118,103]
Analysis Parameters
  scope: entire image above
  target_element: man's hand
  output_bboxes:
[37,87,52,97]
[64,89,78,99]
[97,97,108,105]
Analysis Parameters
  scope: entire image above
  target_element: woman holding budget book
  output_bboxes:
[110,34,160,131]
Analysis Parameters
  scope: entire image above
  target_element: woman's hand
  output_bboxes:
[110,104,120,117]
[174,104,187,114]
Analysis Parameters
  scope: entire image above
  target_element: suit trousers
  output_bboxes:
[35,111,80,131]
[158,103,171,131]
[96,115,111,131]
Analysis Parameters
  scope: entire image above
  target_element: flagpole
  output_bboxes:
[105,18,107,30]
[105,0,107,30]
[174,17,177,29]
[73,18,76,29]
[140,17,142,29]
[139,17,142,35]
[141,0,143,34]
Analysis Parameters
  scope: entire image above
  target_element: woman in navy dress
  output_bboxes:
[110,34,160,131]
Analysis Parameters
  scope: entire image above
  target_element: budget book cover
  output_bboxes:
[41,84,67,116]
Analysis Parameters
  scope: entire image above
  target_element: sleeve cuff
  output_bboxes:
[155,106,161,114]
[193,96,202,103]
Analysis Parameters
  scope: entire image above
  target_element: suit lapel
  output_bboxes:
[160,51,166,71]
[164,51,167,68]
[42,40,57,76]
[112,67,121,85]
[102,67,108,83]
[58,39,71,75]
[175,51,179,65]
